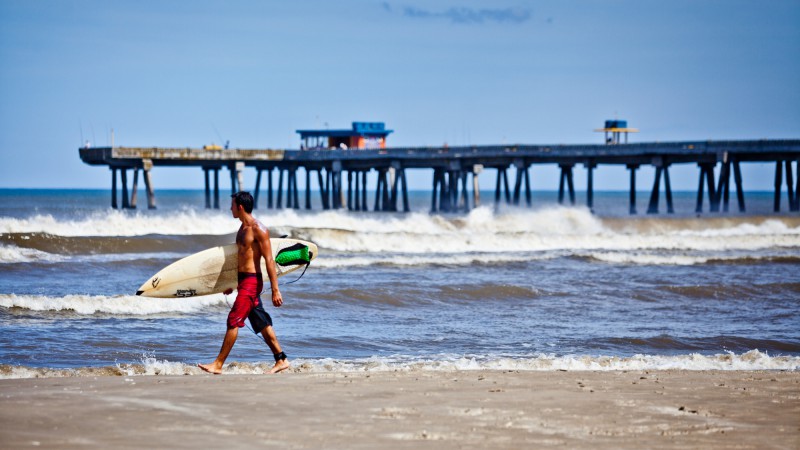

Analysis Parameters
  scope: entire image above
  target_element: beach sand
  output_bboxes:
[1,370,797,449]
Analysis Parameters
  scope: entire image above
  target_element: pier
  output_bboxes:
[79,139,800,214]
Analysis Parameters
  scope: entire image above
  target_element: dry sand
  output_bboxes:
[1,370,798,449]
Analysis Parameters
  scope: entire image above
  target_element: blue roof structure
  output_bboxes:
[296,122,393,138]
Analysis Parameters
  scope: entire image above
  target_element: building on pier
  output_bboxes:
[296,122,393,150]
[595,119,639,145]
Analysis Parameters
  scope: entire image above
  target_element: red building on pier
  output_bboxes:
[296,122,393,150]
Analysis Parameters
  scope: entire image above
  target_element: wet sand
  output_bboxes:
[1,370,798,449]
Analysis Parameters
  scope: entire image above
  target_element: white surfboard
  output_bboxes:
[136,238,317,298]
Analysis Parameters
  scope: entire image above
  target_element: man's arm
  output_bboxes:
[256,227,283,307]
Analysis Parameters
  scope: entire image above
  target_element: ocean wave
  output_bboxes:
[0,293,227,315]
[313,251,554,269]
[6,206,798,239]
[2,207,798,263]
[662,282,800,300]
[0,232,233,258]
[295,208,800,254]
[2,244,796,268]
[0,244,66,263]
[307,228,800,256]
[0,350,796,379]
[0,208,237,237]
[0,244,186,265]
[586,250,800,266]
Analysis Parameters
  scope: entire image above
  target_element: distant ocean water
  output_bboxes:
[1,189,798,378]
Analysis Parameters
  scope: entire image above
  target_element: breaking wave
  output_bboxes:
[1,207,798,266]
[0,350,796,379]
[0,244,66,263]
[0,294,226,315]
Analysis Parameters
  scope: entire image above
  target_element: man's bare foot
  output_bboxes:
[198,363,223,374]
[268,359,290,374]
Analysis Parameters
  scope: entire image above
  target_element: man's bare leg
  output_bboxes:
[261,325,289,373]
[198,327,239,374]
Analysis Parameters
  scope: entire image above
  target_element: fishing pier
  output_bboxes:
[80,138,800,215]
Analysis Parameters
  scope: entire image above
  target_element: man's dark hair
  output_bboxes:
[231,191,254,213]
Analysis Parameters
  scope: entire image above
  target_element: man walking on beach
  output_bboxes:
[199,191,290,374]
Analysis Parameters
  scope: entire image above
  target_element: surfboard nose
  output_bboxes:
[136,290,144,296]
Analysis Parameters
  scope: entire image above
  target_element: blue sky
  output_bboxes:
[1,0,798,191]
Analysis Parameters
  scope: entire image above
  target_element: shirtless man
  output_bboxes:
[198,191,290,375]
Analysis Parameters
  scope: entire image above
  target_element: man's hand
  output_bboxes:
[272,289,283,307]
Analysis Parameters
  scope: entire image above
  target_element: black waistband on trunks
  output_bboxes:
[238,272,263,282]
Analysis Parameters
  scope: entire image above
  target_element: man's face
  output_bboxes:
[230,199,241,219]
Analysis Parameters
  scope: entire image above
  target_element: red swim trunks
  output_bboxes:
[227,273,264,329]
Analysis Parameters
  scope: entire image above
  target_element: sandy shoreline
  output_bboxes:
[1,370,797,449]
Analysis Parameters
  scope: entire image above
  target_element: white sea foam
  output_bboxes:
[1,350,796,379]
[586,250,797,266]
[313,251,556,269]
[0,208,237,236]
[672,219,800,238]
[0,293,226,315]
[2,207,799,264]
[0,246,185,265]
[303,208,800,255]
[0,244,66,263]
[287,350,800,373]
